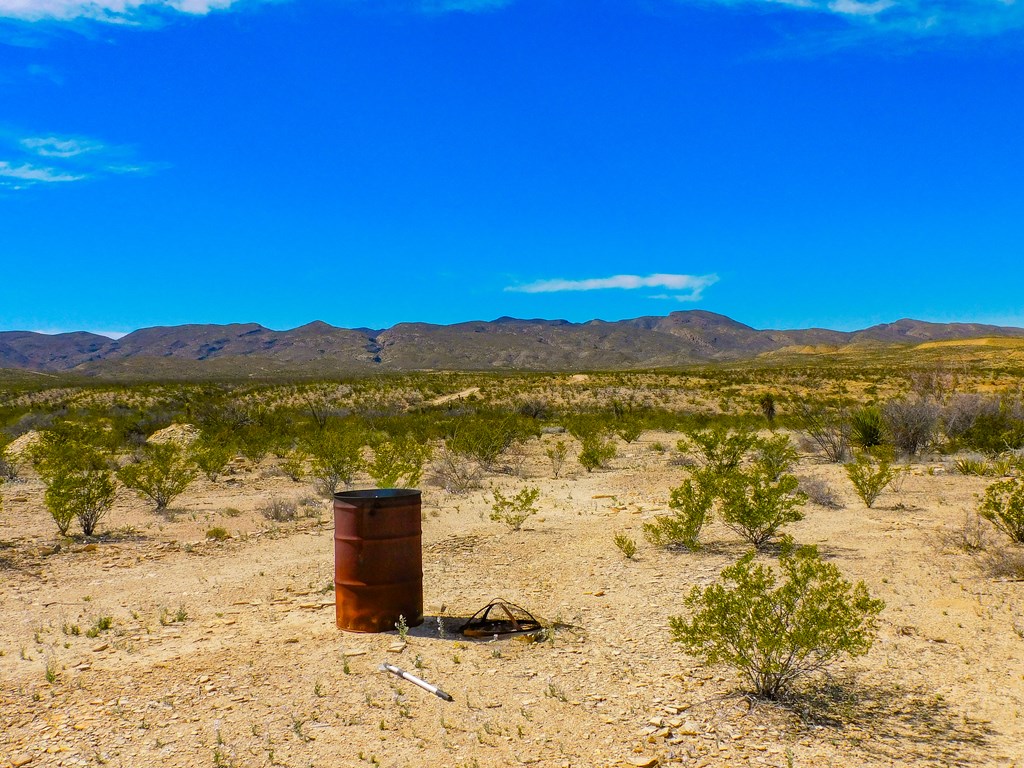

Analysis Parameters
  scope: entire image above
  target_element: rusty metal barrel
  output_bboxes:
[333,489,424,633]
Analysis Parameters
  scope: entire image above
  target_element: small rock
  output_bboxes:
[625,757,659,767]
[91,643,109,653]
[11,755,34,767]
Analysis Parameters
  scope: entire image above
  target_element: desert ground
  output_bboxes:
[1,424,1023,768]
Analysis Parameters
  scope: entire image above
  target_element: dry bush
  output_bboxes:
[426,448,483,494]
[260,497,298,522]
[939,511,992,553]
[797,404,850,463]
[978,545,1024,580]
[883,398,940,457]
[798,476,843,509]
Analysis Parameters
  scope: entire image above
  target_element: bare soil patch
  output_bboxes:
[1,433,1023,767]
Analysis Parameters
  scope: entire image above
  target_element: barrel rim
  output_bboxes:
[334,488,421,502]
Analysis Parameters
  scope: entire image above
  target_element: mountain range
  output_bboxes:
[2,311,1023,379]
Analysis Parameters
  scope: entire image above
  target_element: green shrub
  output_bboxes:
[31,426,116,536]
[206,526,230,541]
[677,426,756,478]
[306,427,364,496]
[954,457,995,477]
[191,438,235,482]
[280,447,308,482]
[754,434,798,481]
[978,477,1024,543]
[578,434,616,472]
[447,414,539,471]
[759,393,776,426]
[613,532,637,559]
[489,486,540,531]
[613,417,644,444]
[844,452,897,509]
[545,439,569,478]
[669,543,884,700]
[850,407,885,449]
[367,433,431,488]
[643,474,715,550]
[118,442,198,511]
[718,464,805,550]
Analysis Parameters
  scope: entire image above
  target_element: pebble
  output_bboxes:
[11,755,34,767]
[625,757,659,767]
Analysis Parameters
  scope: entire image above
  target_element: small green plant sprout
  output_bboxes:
[979,476,1024,543]
[118,441,198,511]
[545,440,569,479]
[719,464,806,550]
[85,615,113,638]
[613,532,637,559]
[489,486,540,531]
[643,474,715,550]
[669,542,884,700]
[395,614,409,643]
[367,434,431,488]
[45,657,59,684]
[206,526,230,541]
[844,451,897,509]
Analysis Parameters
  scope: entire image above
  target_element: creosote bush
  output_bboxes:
[367,434,431,488]
[678,426,756,477]
[644,473,715,550]
[31,426,116,536]
[719,465,806,550]
[844,452,897,509]
[669,542,884,700]
[118,441,197,511]
[577,434,616,472]
[306,427,364,496]
[489,486,540,531]
[978,476,1024,543]
[613,532,637,559]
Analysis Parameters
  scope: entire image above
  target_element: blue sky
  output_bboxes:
[1,0,1022,338]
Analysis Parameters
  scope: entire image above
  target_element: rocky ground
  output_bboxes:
[1,431,1023,767]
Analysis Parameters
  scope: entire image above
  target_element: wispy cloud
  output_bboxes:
[508,273,719,302]
[1,129,162,190]
[0,0,240,23]
[0,159,84,182]
[680,0,1024,37]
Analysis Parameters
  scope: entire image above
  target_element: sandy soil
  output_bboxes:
[1,432,1023,768]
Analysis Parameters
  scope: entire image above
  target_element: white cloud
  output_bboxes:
[508,273,719,302]
[0,0,240,22]
[678,0,1024,37]
[1,130,160,190]
[20,135,102,157]
[0,159,84,182]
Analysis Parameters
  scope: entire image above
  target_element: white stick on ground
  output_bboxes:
[379,662,454,702]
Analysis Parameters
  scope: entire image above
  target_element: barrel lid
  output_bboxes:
[334,489,421,508]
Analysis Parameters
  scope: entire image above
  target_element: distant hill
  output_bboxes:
[2,311,1023,379]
